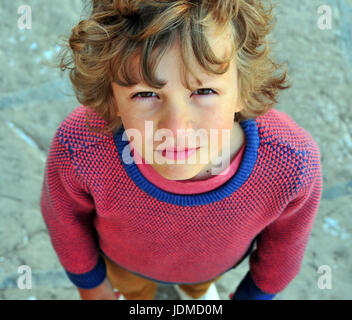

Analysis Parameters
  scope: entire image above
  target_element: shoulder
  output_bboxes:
[56,105,111,153]
[255,108,320,154]
[255,108,322,193]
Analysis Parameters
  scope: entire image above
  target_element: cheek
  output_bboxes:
[202,110,233,133]
[122,121,145,154]
[203,114,233,151]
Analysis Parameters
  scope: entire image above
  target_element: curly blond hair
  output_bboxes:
[56,0,290,136]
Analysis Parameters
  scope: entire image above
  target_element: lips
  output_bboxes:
[164,147,198,152]
[156,146,200,152]
[156,147,200,160]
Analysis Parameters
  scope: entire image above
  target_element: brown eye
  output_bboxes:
[194,88,216,95]
[133,92,158,99]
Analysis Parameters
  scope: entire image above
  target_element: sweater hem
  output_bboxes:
[232,270,277,300]
[65,255,107,289]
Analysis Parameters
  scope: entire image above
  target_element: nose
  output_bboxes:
[158,101,194,140]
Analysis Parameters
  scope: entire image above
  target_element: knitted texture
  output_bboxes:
[40,105,323,294]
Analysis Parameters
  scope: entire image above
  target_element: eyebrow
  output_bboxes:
[129,77,222,89]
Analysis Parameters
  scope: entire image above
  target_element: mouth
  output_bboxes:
[166,147,198,152]
[156,147,200,160]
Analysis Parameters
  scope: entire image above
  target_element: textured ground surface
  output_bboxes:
[0,0,351,300]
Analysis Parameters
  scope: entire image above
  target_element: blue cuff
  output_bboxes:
[232,271,276,300]
[65,255,107,289]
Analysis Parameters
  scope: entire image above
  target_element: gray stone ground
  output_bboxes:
[0,0,351,300]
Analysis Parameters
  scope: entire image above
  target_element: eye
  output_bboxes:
[132,92,158,100]
[132,88,217,101]
[193,88,217,96]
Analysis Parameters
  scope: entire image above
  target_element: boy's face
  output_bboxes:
[111,26,244,181]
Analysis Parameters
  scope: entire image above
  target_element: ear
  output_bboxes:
[116,107,121,117]
[111,82,121,117]
[234,66,247,113]
[235,97,246,113]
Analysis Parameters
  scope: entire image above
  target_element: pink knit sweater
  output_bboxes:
[40,105,323,295]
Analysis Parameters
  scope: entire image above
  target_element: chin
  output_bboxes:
[153,164,201,181]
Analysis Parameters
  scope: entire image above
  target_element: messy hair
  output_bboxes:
[56,0,290,136]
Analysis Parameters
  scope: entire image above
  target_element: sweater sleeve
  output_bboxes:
[234,143,323,299]
[40,131,106,289]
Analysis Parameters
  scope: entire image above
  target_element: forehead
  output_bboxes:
[206,22,234,59]
[126,23,235,85]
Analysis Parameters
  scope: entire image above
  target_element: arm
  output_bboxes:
[231,270,276,300]
[232,145,323,299]
[77,277,117,300]
[40,131,111,297]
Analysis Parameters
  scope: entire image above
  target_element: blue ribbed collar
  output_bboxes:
[113,119,260,206]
